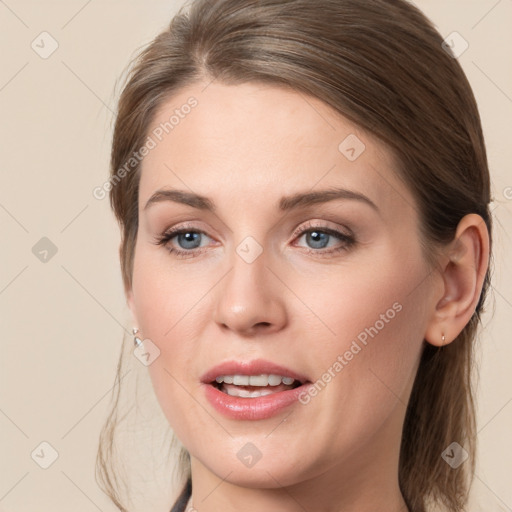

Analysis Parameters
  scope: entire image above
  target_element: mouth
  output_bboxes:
[211,374,304,398]
[201,360,312,420]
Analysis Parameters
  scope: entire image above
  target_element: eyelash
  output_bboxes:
[152,221,356,259]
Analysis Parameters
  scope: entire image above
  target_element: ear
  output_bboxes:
[424,213,490,347]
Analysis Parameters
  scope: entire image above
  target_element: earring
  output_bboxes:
[133,327,143,347]
[441,333,446,344]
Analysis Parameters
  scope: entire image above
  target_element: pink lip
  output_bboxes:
[201,359,312,421]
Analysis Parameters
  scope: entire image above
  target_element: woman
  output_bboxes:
[97,0,493,511]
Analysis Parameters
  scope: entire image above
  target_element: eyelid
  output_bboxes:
[156,222,216,245]
[291,219,353,239]
[159,221,217,240]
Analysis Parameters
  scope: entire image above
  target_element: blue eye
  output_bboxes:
[153,228,212,258]
[301,230,332,249]
[292,223,355,255]
[174,231,203,250]
[153,222,355,259]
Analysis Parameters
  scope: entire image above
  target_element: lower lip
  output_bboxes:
[203,383,311,420]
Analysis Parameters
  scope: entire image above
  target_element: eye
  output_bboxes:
[152,224,215,258]
[152,220,356,259]
[292,221,356,255]
[171,231,204,250]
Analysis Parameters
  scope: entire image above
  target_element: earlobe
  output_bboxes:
[424,213,490,347]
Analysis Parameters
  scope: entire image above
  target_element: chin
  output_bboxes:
[209,462,302,488]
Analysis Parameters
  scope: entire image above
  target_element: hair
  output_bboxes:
[97,0,493,511]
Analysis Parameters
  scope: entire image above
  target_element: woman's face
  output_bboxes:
[128,81,439,488]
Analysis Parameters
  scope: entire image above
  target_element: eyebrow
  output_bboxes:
[143,187,379,213]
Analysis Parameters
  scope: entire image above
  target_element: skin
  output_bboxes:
[126,81,489,512]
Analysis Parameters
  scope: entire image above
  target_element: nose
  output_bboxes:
[213,246,288,336]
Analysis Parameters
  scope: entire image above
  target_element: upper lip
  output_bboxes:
[201,359,310,384]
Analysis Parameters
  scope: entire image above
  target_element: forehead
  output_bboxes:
[138,81,413,218]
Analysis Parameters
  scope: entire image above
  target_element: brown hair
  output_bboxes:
[97,1,493,511]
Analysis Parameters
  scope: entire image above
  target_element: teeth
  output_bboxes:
[267,374,282,386]
[224,386,276,398]
[248,374,267,386]
[233,375,250,385]
[214,374,298,387]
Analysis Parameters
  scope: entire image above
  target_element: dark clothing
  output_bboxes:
[170,478,192,512]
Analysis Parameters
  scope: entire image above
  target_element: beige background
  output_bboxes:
[0,1,511,511]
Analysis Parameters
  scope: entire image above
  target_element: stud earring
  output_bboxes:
[441,333,446,344]
[133,327,143,347]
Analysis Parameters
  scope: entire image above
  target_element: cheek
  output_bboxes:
[292,246,429,351]
[131,242,214,337]
[130,247,217,435]
[284,255,429,462]
[293,247,430,405]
